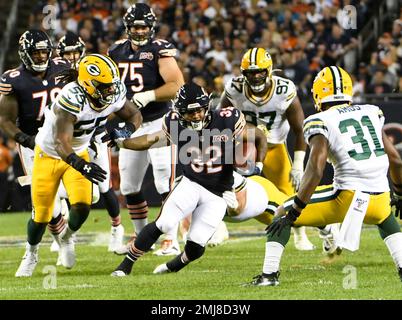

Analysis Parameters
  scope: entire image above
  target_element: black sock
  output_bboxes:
[166,253,188,272]
[27,219,47,245]
[102,188,120,218]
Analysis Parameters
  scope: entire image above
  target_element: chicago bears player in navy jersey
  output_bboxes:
[0,29,72,262]
[108,3,184,253]
[108,82,267,277]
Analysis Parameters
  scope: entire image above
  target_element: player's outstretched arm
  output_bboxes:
[115,99,143,130]
[121,130,168,151]
[155,57,184,101]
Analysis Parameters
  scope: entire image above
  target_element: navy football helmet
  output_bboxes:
[123,3,157,46]
[18,29,53,72]
[56,31,86,67]
[174,82,211,131]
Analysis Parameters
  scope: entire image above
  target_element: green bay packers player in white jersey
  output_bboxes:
[220,47,314,251]
[250,66,402,286]
[15,54,142,277]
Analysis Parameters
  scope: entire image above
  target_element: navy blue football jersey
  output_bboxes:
[163,107,246,196]
[108,38,177,123]
[0,58,70,135]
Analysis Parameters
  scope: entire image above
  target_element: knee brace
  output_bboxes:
[184,240,205,262]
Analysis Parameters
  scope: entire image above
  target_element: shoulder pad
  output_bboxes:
[226,76,244,95]
[152,39,177,57]
[0,69,19,95]
[56,83,85,115]
[108,39,129,55]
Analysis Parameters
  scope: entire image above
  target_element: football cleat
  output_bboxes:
[59,229,76,269]
[250,272,280,286]
[319,223,342,257]
[153,263,171,274]
[15,246,39,277]
[111,270,127,277]
[293,227,315,251]
[208,221,229,247]
[50,239,60,252]
[153,239,181,256]
[108,224,125,252]
[114,234,155,255]
[398,268,402,282]
[111,258,134,277]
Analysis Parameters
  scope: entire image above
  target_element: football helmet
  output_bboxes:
[18,29,53,72]
[241,48,273,93]
[77,54,122,111]
[312,66,353,111]
[123,3,157,46]
[56,31,86,67]
[174,82,211,131]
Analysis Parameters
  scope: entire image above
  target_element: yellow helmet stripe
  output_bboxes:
[91,53,118,79]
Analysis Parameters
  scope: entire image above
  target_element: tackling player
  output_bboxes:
[57,32,125,252]
[253,66,402,286]
[15,54,142,277]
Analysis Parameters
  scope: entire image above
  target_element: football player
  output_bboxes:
[220,47,314,251]
[15,54,142,277]
[108,3,184,253]
[252,66,402,286]
[0,29,71,259]
[57,32,125,252]
[109,82,267,277]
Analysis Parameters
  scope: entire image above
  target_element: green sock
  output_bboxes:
[378,213,401,240]
[27,219,47,245]
[68,204,90,232]
[267,223,291,247]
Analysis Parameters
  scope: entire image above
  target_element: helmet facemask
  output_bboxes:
[179,105,210,131]
[243,68,269,93]
[90,79,121,111]
[123,4,156,47]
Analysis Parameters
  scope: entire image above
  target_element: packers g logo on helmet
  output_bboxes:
[241,48,273,93]
[312,66,353,111]
[77,54,121,111]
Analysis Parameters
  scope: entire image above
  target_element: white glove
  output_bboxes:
[222,190,239,210]
[290,150,305,191]
[131,90,156,109]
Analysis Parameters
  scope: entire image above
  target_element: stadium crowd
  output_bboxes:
[0,0,401,212]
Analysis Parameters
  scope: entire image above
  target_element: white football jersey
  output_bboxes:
[36,81,126,158]
[303,104,389,192]
[224,75,297,144]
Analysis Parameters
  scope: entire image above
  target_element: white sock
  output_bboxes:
[133,218,148,235]
[26,242,39,253]
[293,226,307,239]
[61,226,75,240]
[263,241,284,274]
[384,232,402,268]
[164,223,179,241]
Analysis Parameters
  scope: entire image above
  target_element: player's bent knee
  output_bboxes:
[70,202,91,215]
[184,240,205,261]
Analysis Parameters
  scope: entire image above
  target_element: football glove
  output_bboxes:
[66,153,107,184]
[290,151,305,191]
[391,191,402,219]
[222,190,239,210]
[101,123,136,148]
[14,132,35,150]
[131,90,155,109]
[266,207,300,237]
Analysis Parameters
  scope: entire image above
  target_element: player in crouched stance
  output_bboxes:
[109,82,267,276]
[15,54,142,277]
[250,66,402,286]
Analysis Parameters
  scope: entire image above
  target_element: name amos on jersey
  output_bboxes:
[0,58,71,135]
[108,38,177,122]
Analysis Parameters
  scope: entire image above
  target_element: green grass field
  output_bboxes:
[0,208,401,300]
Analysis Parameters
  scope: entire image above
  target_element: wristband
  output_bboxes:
[294,195,307,209]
